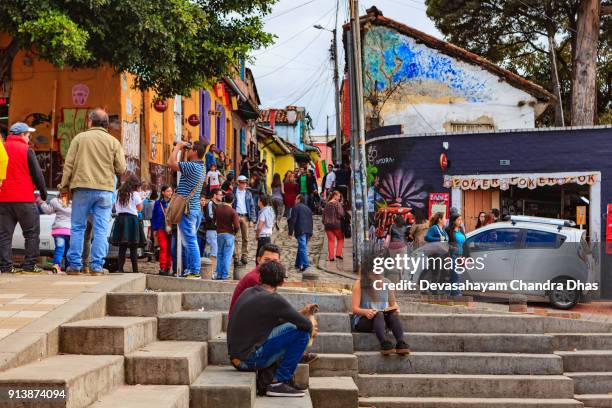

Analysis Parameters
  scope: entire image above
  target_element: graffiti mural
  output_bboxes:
[367,137,433,217]
[122,120,140,159]
[71,84,90,106]
[149,163,166,188]
[35,151,63,187]
[124,157,140,178]
[57,108,89,158]
[150,130,159,162]
[364,26,490,105]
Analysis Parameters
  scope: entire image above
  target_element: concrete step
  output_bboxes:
[158,311,222,341]
[395,314,541,334]
[556,350,612,372]
[255,391,314,408]
[107,292,182,317]
[357,397,584,408]
[221,312,351,333]
[0,354,123,408]
[356,373,574,398]
[125,341,207,385]
[353,332,554,353]
[183,292,350,313]
[309,377,359,408]
[60,316,157,355]
[208,332,353,364]
[355,351,564,375]
[566,372,612,394]
[309,354,358,378]
[89,385,189,407]
[553,333,612,351]
[575,394,612,407]
[190,365,255,408]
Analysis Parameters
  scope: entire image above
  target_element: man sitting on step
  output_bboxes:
[229,243,281,313]
[228,261,318,397]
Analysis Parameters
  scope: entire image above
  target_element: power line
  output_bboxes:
[255,3,337,57]
[410,104,437,132]
[265,0,322,21]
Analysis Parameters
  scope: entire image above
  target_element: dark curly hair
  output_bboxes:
[117,175,142,207]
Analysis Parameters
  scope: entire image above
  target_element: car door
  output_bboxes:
[514,229,568,295]
[464,227,522,285]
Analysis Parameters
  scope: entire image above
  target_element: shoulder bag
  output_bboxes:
[165,170,205,225]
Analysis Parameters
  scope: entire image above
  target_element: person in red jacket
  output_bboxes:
[229,243,281,312]
[0,123,48,273]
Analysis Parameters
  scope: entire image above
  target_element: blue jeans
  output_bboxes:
[67,189,113,271]
[234,323,310,383]
[179,210,202,275]
[171,231,187,275]
[206,230,218,257]
[215,233,235,280]
[52,235,70,267]
[295,234,310,269]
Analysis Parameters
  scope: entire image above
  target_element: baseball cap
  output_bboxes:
[237,175,248,182]
[9,122,36,135]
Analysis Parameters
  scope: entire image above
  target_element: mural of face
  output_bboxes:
[72,84,90,106]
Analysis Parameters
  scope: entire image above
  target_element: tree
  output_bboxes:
[0,0,276,98]
[425,0,611,126]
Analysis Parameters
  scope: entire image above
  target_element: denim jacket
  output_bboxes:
[232,187,256,223]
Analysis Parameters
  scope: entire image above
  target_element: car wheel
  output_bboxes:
[548,278,579,309]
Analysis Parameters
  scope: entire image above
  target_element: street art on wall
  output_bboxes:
[71,84,90,106]
[150,127,161,163]
[35,150,63,187]
[58,108,88,158]
[122,120,140,159]
[366,137,433,217]
[363,25,493,128]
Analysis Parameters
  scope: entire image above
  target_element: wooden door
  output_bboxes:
[462,189,500,232]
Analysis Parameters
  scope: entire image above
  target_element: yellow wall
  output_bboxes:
[275,154,296,181]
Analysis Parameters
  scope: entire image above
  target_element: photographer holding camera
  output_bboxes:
[167,140,206,277]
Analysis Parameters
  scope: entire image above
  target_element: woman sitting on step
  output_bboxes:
[351,260,410,356]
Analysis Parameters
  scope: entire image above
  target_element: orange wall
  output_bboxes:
[9,50,121,155]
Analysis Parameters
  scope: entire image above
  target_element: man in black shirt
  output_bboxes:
[228,261,318,397]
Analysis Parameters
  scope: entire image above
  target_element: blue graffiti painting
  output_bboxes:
[364,26,491,103]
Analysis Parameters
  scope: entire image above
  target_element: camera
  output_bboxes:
[173,141,192,150]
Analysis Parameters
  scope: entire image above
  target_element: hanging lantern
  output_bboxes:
[153,99,167,112]
[439,152,448,171]
[188,114,200,126]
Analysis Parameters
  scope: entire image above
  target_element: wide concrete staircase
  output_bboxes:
[0,276,611,407]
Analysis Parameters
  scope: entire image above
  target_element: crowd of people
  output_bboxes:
[0,107,353,279]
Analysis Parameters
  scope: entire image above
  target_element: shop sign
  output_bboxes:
[444,174,598,191]
[428,192,450,219]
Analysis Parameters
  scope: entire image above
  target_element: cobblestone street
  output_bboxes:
[139,215,355,284]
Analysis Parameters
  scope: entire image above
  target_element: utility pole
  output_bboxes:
[347,0,369,271]
[326,115,330,163]
[332,25,342,166]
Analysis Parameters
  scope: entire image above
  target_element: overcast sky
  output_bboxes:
[249,0,442,136]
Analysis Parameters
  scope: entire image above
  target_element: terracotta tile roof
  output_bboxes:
[347,7,555,103]
[260,108,303,124]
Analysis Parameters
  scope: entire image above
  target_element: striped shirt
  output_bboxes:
[177,161,204,213]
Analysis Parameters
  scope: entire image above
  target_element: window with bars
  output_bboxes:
[450,123,495,132]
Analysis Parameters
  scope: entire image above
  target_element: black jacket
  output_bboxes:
[288,202,313,237]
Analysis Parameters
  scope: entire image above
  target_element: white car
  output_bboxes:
[12,191,151,271]
[408,216,595,309]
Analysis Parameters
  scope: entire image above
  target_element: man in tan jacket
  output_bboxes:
[60,108,126,274]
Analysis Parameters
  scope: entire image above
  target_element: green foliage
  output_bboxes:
[366,164,378,186]
[0,0,277,97]
[425,0,611,125]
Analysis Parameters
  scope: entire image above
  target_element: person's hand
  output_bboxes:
[311,322,319,338]
[249,221,254,228]
[364,309,377,319]
[300,303,319,316]
[0,180,2,188]
[174,141,186,151]
[165,226,172,234]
